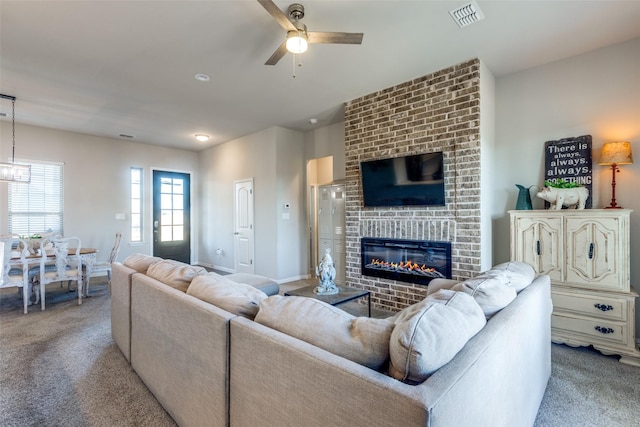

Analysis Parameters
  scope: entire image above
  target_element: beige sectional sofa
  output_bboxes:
[110,254,552,427]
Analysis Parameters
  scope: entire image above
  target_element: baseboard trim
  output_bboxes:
[195,261,235,274]
[211,264,235,274]
[277,274,311,284]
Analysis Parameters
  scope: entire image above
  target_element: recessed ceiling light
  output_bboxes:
[195,134,210,142]
[194,73,211,82]
[449,1,485,28]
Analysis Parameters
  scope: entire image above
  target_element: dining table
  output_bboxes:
[11,247,99,298]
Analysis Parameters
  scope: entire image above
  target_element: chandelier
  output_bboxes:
[1,94,30,183]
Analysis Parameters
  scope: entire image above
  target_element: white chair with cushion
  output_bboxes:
[1,235,37,314]
[39,236,83,310]
[90,231,122,290]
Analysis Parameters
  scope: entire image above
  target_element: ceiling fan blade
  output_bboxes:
[308,32,364,45]
[265,41,288,65]
[258,0,297,32]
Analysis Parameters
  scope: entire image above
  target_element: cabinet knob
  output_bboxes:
[594,303,613,312]
[594,326,615,334]
[588,243,594,259]
[536,240,541,256]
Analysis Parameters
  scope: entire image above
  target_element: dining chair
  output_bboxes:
[90,231,122,291]
[1,235,37,314]
[39,235,83,310]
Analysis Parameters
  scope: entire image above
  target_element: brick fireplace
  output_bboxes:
[344,58,483,311]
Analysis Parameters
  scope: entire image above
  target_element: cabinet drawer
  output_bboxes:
[551,291,628,321]
[551,314,629,346]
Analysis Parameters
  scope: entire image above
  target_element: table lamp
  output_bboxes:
[598,141,634,209]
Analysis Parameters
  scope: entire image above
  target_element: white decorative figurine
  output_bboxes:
[314,248,339,295]
[536,185,589,210]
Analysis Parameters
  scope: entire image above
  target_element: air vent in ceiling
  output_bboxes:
[449,1,485,28]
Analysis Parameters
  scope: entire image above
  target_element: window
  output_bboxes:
[159,176,184,242]
[130,167,142,242]
[8,160,64,236]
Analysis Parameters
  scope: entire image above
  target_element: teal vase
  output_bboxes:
[515,184,534,210]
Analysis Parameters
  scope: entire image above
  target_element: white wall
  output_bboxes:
[480,60,496,271]
[304,122,346,181]
[198,127,277,274]
[275,127,306,280]
[493,37,640,331]
[0,123,200,262]
[198,126,306,282]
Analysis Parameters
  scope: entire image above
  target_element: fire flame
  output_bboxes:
[370,258,437,273]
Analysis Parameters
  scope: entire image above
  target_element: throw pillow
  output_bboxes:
[146,260,207,292]
[388,289,486,384]
[122,253,163,274]
[255,295,394,370]
[451,274,517,318]
[481,261,535,292]
[187,273,267,319]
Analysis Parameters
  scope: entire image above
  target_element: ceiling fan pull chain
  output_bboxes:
[292,52,296,78]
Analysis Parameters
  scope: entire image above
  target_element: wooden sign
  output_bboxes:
[544,135,592,208]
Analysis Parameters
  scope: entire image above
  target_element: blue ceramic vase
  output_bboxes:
[515,184,534,210]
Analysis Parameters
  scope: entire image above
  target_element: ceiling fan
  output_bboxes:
[258,0,364,66]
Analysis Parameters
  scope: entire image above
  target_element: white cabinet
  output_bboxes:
[510,209,640,366]
[318,184,346,285]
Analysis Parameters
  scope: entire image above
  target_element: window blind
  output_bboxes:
[8,160,64,236]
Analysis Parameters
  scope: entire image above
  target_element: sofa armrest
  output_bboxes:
[110,262,137,362]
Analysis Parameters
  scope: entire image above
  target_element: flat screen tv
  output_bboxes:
[360,152,445,207]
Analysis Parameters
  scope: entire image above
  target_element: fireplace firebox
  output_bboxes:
[360,238,452,285]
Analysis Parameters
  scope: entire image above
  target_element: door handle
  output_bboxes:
[234,232,239,235]
[154,220,159,229]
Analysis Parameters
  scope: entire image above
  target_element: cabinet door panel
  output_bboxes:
[317,186,332,240]
[566,218,621,290]
[514,216,562,281]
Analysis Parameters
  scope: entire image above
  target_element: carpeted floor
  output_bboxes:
[0,280,177,427]
[1,280,639,426]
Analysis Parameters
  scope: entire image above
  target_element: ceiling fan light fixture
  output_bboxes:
[286,30,308,54]
[195,134,210,142]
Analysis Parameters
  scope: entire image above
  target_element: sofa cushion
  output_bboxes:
[389,289,486,384]
[123,253,163,274]
[187,273,267,319]
[255,295,394,370]
[146,260,207,292]
[451,274,517,318]
[482,261,535,292]
[225,272,279,296]
[426,278,458,296]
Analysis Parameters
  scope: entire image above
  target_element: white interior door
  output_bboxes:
[234,179,254,274]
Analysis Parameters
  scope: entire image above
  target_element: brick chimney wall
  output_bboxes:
[344,58,482,311]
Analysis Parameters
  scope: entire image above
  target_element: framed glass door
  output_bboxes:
[152,170,191,263]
